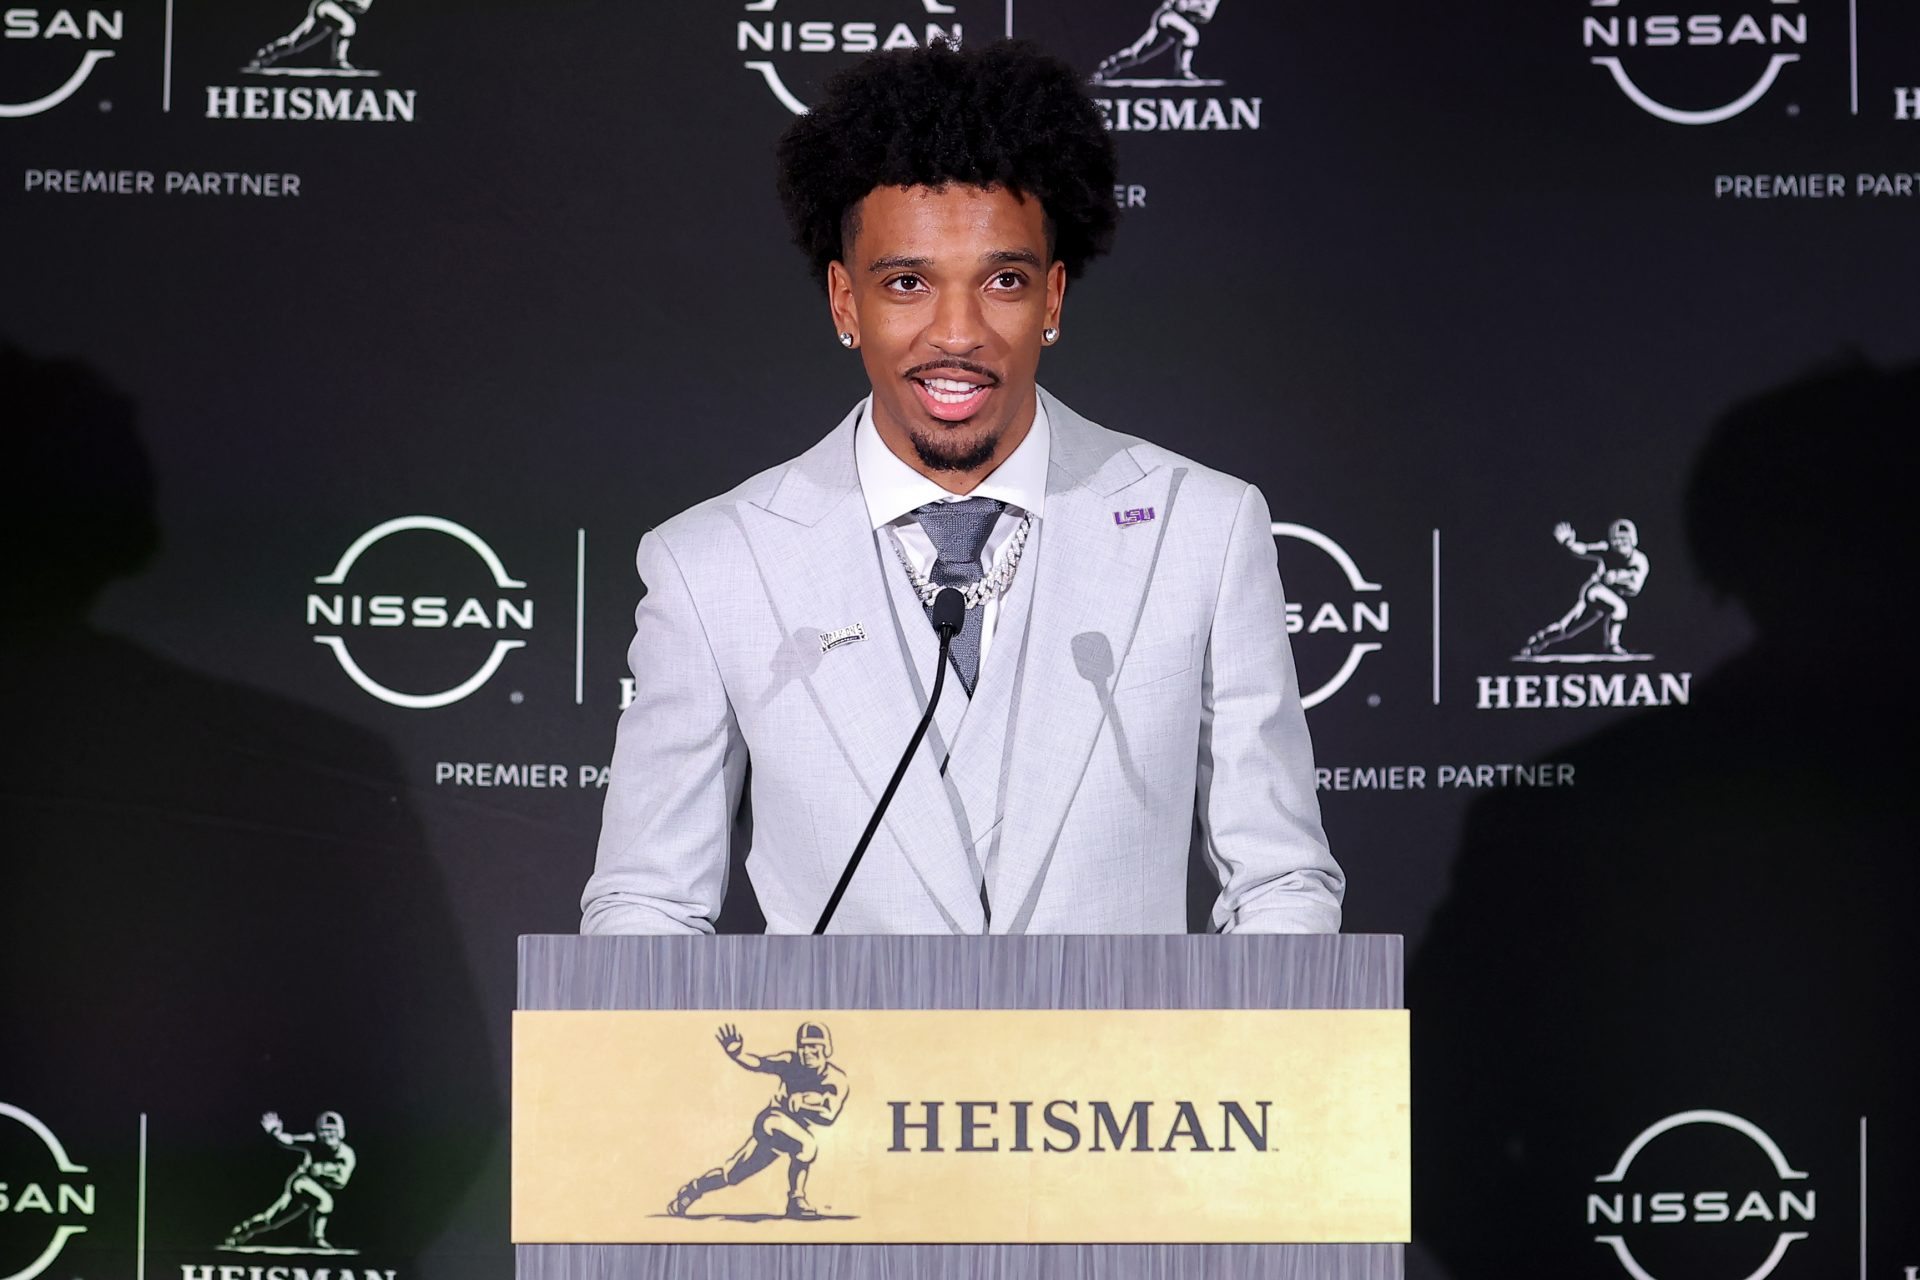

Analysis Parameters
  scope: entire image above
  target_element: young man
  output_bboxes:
[583,41,1340,935]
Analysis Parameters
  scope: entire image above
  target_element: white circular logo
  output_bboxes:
[306,516,532,709]
[1270,523,1388,709]
[736,0,966,115]
[1582,0,1807,125]
[1589,1109,1814,1280]
[0,1102,94,1280]
[0,9,121,118]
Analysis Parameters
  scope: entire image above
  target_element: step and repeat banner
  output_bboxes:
[4,1,1917,1278]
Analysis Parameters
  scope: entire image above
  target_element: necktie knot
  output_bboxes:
[912,497,1006,575]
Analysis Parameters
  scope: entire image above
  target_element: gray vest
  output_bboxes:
[872,518,1044,905]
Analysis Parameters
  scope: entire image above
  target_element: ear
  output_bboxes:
[1044,259,1067,333]
[827,260,858,348]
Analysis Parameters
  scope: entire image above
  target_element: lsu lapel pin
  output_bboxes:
[820,622,867,653]
[1113,507,1156,527]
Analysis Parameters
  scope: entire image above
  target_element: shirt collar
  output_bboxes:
[854,394,1051,530]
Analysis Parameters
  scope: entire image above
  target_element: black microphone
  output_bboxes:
[813,587,966,934]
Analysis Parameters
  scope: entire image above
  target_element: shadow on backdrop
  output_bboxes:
[0,343,500,1276]
[1409,357,1920,1277]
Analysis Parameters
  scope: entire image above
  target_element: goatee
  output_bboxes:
[908,425,1000,473]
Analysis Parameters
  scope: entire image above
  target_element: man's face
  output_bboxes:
[318,1118,343,1146]
[827,183,1066,481]
[1610,526,1636,554]
[798,1042,827,1070]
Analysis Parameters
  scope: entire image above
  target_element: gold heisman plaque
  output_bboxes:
[513,1009,1409,1244]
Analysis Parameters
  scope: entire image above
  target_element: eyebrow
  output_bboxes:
[867,254,931,273]
[865,249,1045,273]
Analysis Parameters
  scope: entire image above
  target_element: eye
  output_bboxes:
[885,273,926,293]
[990,271,1026,290]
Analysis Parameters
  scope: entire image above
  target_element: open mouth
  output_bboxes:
[910,374,996,422]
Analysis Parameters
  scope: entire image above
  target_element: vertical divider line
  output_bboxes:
[162,0,174,113]
[1849,0,1859,115]
[575,529,586,706]
[1006,0,1014,39]
[137,1113,148,1280]
[1431,529,1441,705]
[1860,1115,1867,1280]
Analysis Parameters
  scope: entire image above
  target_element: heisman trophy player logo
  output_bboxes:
[221,1111,358,1255]
[207,0,416,122]
[1477,513,1690,708]
[246,0,377,76]
[1517,520,1652,662]
[1090,0,1223,86]
[668,1022,851,1222]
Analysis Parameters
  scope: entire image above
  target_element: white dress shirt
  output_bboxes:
[854,396,1050,682]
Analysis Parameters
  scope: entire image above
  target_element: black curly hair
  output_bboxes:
[775,40,1120,291]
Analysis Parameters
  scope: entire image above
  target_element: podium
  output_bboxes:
[514,934,1407,1279]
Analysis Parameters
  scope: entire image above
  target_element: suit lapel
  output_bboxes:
[990,391,1180,932]
[746,404,982,932]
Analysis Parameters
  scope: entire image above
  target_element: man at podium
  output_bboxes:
[582,40,1341,936]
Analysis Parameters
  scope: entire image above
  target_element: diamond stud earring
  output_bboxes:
[838,332,855,348]
[1042,327,1060,345]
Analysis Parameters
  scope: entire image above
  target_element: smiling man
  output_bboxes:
[582,40,1341,935]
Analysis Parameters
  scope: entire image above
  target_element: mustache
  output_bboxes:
[904,358,1001,385]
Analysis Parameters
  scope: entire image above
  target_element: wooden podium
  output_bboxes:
[514,934,1407,1279]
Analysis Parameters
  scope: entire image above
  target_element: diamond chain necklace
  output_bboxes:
[890,511,1034,610]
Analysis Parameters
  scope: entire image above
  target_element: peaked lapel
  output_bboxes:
[744,403,982,932]
[990,390,1182,932]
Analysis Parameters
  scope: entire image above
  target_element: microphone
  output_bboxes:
[813,587,966,934]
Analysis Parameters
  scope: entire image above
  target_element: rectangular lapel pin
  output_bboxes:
[1113,507,1156,527]
[820,622,867,653]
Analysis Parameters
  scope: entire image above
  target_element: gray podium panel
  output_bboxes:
[517,934,1404,1280]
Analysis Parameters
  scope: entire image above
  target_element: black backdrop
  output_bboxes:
[4,2,1917,1277]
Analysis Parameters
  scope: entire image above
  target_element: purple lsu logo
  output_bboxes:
[1113,507,1156,527]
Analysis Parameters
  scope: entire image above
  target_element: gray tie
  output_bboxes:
[911,497,1006,696]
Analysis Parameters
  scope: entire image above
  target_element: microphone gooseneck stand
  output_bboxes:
[813,587,966,935]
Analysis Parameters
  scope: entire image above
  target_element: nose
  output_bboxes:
[925,286,986,355]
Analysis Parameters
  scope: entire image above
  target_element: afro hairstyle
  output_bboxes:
[775,39,1120,291]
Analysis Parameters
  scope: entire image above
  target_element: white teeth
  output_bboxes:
[920,377,988,404]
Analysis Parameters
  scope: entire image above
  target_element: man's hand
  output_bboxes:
[260,1112,284,1136]
[716,1023,744,1059]
[1553,521,1576,546]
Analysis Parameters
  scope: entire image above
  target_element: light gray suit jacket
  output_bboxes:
[582,389,1342,934]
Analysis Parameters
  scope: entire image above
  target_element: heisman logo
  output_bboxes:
[1517,520,1651,663]
[206,0,418,121]
[1587,1110,1814,1280]
[1477,517,1690,709]
[667,1022,853,1222]
[176,1110,396,1280]
[0,7,122,119]
[1084,0,1262,132]
[245,0,377,77]
[220,1111,358,1256]
[1582,0,1807,125]
[736,0,966,115]
[1090,0,1223,88]
[306,516,533,710]
[0,1102,95,1280]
